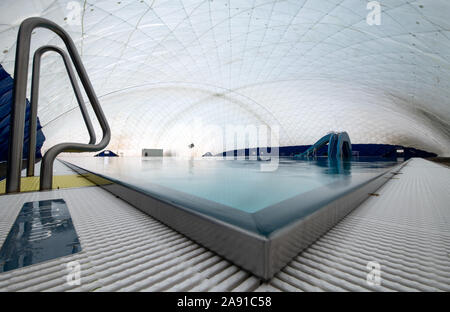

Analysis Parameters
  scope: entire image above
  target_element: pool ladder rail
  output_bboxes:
[5,17,111,193]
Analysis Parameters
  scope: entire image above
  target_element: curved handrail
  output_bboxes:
[6,17,111,192]
[27,45,97,177]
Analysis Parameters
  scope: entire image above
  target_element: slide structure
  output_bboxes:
[294,132,352,159]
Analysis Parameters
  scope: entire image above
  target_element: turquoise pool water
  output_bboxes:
[63,157,398,215]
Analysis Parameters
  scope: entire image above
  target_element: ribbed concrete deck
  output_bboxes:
[0,158,448,291]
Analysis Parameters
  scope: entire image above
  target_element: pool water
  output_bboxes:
[63,156,399,236]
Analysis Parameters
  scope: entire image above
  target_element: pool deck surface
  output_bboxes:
[0,157,448,291]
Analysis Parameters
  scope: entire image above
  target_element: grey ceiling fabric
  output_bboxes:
[0,0,449,156]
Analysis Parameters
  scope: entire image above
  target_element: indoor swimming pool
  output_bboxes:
[62,157,399,237]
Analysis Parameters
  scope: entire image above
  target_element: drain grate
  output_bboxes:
[0,199,81,272]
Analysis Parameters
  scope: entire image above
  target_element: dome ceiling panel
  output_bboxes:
[0,0,448,156]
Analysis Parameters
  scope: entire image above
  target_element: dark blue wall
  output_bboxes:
[219,144,437,160]
[0,64,45,162]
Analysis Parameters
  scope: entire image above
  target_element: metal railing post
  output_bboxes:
[6,17,111,193]
[27,45,97,177]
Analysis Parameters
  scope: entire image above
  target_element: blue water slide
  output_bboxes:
[294,131,352,159]
[295,133,334,158]
[335,131,352,159]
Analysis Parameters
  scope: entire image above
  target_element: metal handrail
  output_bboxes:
[6,17,111,193]
[27,45,97,177]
